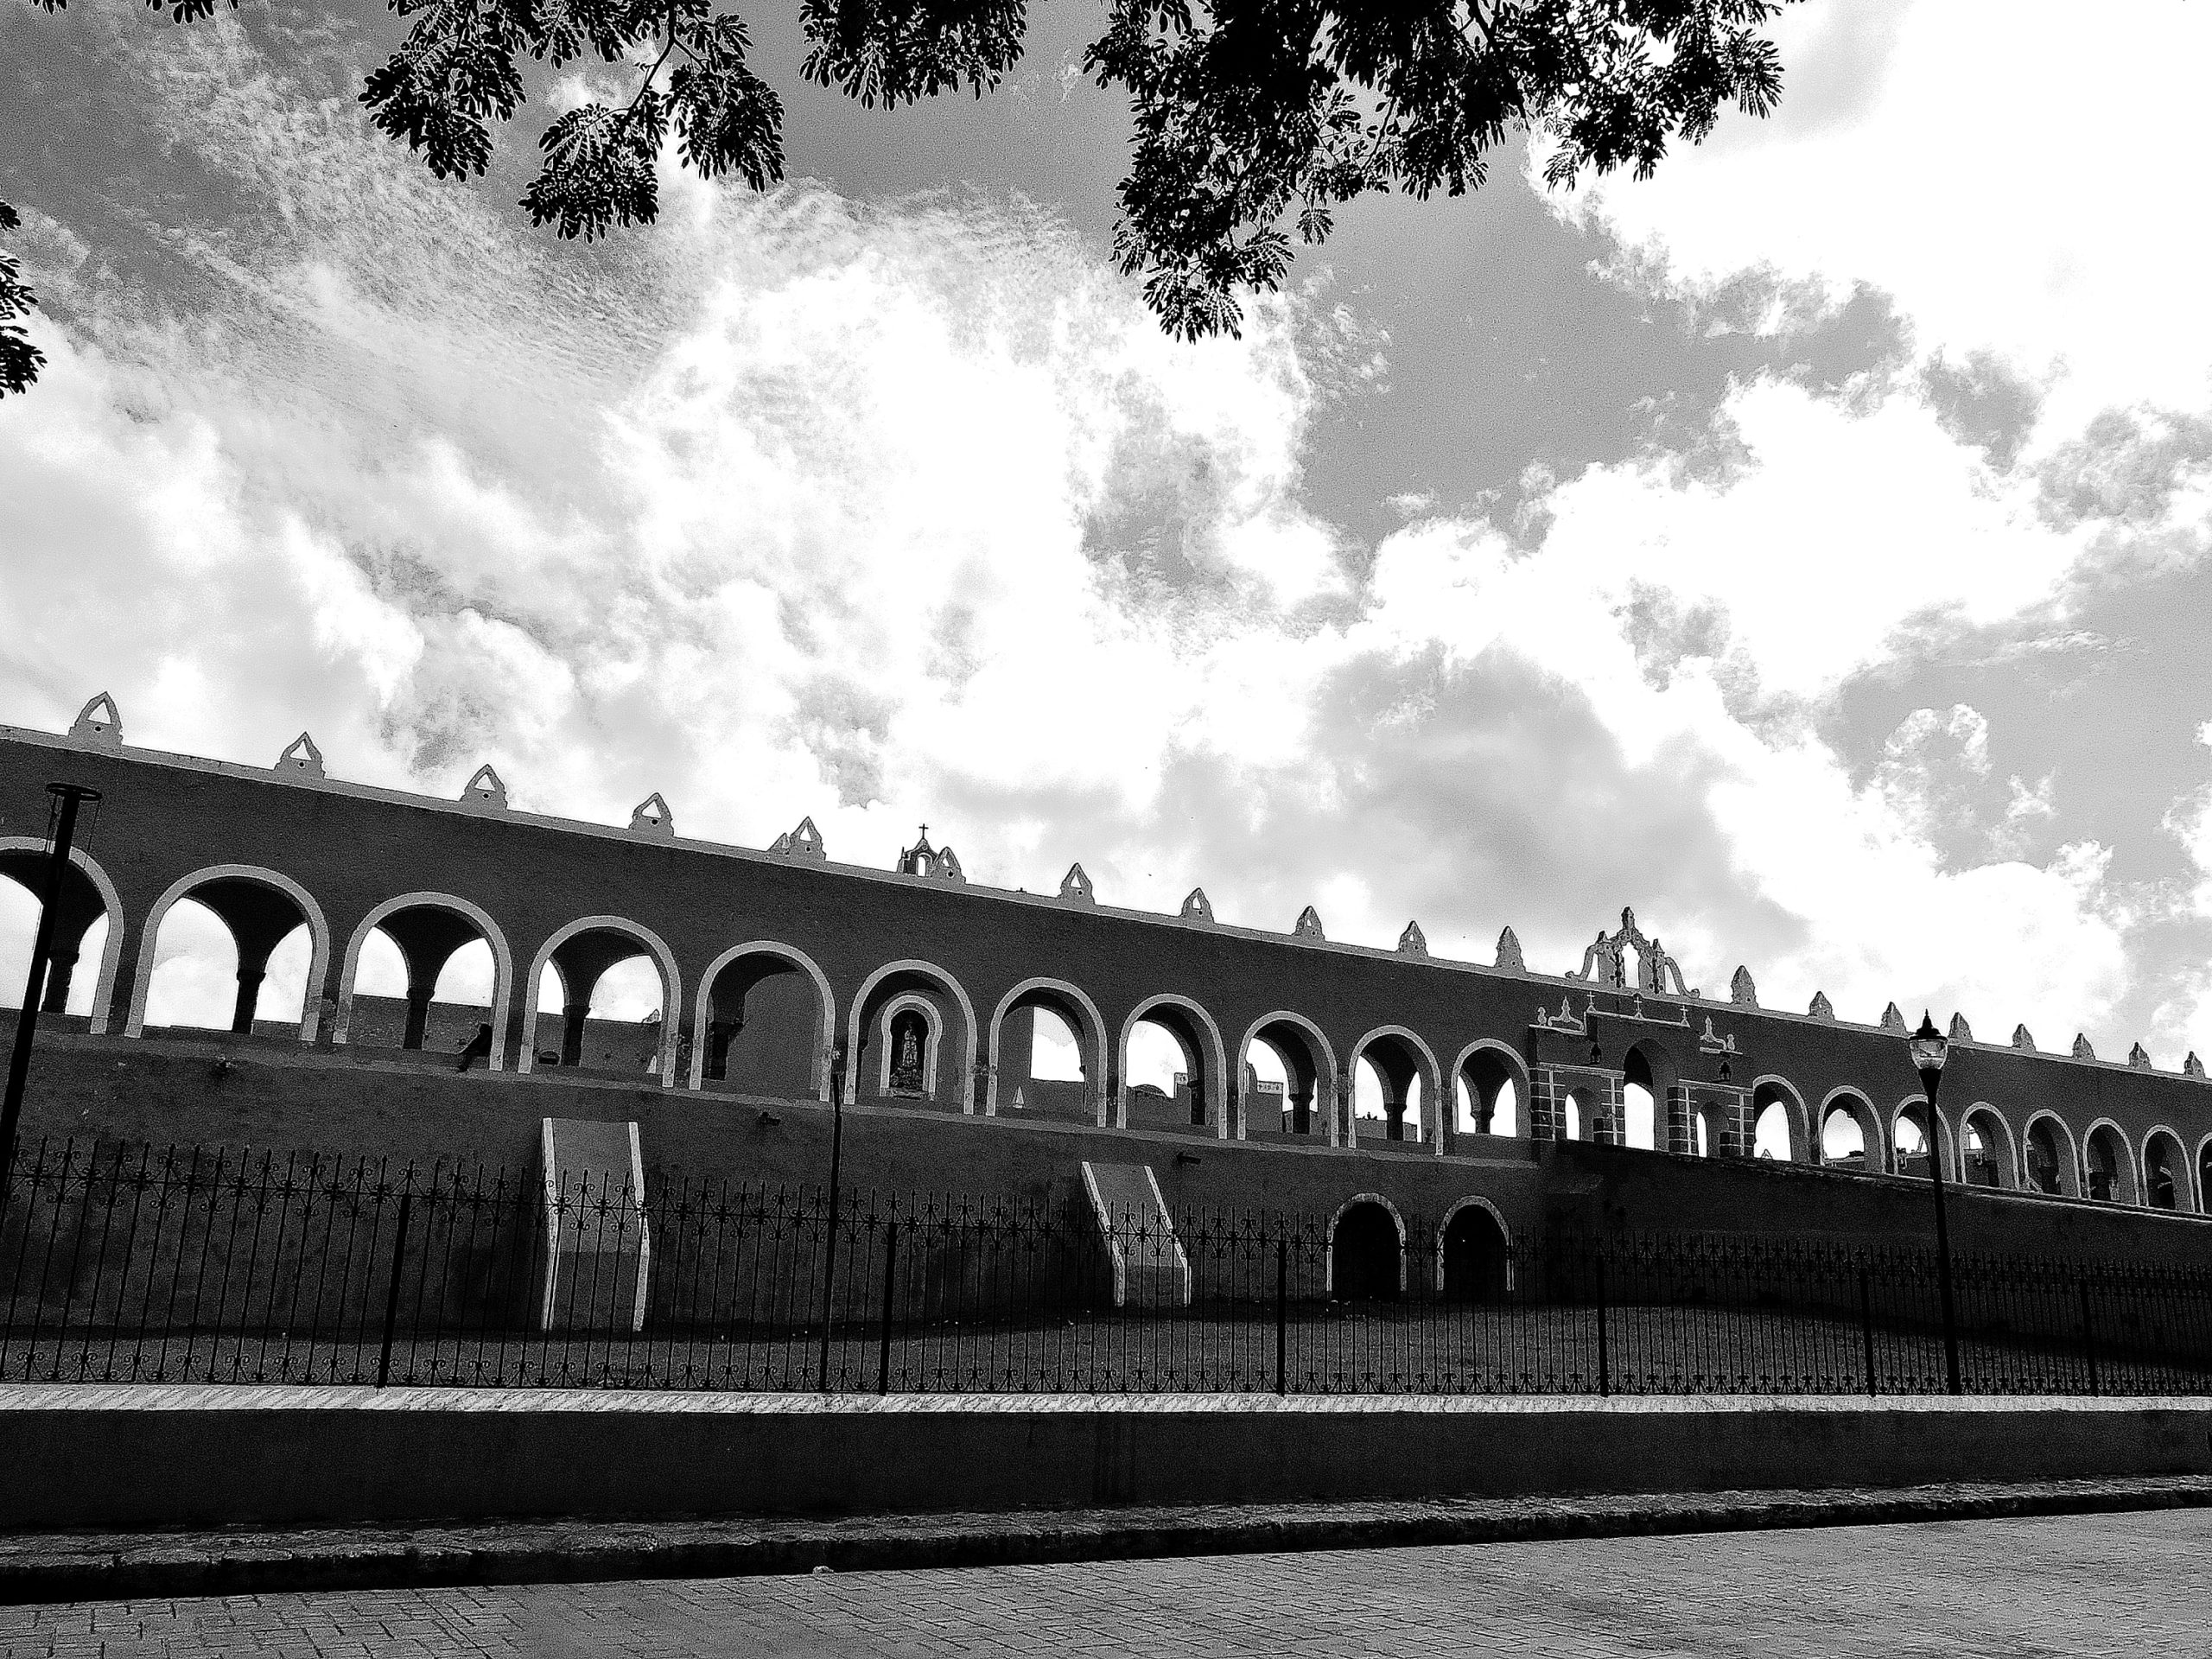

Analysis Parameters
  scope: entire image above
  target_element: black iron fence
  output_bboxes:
[5,1136,2212,1395]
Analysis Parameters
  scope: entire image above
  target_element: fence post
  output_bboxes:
[876,1211,899,1395]
[375,1184,413,1389]
[1274,1236,1287,1396]
[1595,1252,1611,1398]
[1858,1267,1878,1398]
[2079,1277,2101,1397]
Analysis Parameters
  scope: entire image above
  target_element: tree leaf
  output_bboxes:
[521,94,668,239]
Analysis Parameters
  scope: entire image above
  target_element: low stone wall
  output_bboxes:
[3,1386,2209,1530]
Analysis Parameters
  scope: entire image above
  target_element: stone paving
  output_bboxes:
[3,1509,2207,1657]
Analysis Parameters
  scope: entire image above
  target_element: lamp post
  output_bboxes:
[1906,1010,1962,1395]
[0,784,102,1215]
[817,1036,851,1391]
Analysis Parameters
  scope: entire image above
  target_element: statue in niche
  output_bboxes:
[888,1013,926,1096]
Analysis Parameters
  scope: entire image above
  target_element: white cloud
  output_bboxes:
[1542,0,2212,422]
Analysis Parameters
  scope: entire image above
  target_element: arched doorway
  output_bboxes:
[2143,1129,2188,1211]
[1454,1042,1524,1139]
[1623,1040,1681,1153]
[1439,1202,1509,1302]
[2024,1114,2078,1197]
[2084,1122,2134,1204]
[519,918,681,1083]
[1692,1099,1725,1158]
[338,893,513,1066]
[1242,1014,1332,1140]
[1348,1027,1439,1147]
[1118,996,1226,1135]
[130,866,328,1041]
[692,942,834,1099]
[1821,1090,1882,1173]
[2200,1137,2212,1215]
[0,841,123,1028]
[988,978,1106,1120]
[1891,1098,1945,1179]
[1751,1077,1807,1161]
[1329,1198,1403,1302]
[848,961,977,1111]
[1960,1106,2014,1188]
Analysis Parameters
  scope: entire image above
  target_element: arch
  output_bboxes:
[0,838,125,1033]
[1435,1196,1512,1301]
[875,993,944,1097]
[688,939,835,1099]
[1346,1024,1443,1152]
[2141,1126,2190,1212]
[1118,994,1231,1136]
[1694,1098,1729,1158]
[1239,1010,1338,1141]
[127,864,332,1043]
[2022,1111,2079,1198]
[1889,1094,1956,1181]
[335,891,515,1068]
[1452,1039,1529,1139]
[2198,1134,2212,1216]
[1958,1103,2017,1190]
[518,916,683,1085]
[1819,1087,1885,1173]
[1326,1192,1406,1300]
[843,959,981,1110]
[2082,1118,2136,1205]
[1751,1075,1809,1162]
[986,976,1109,1118]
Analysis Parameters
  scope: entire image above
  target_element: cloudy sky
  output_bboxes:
[6,0,2212,1068]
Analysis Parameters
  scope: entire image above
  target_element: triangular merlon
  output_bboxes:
[461,763,508,810]
[1397,920,1427,957]
[2012,1023,2037,1051]
[1179,887,1214,923]
[69,692,123,747]
[772,817,826,859]
[1808,991,1834,1020]
[1292,905,1325,941]
[1495,926,1523,973]
[276,732,324,778]
[1059,863,1095,903]
[1948,1013,1973,1043]
[1729,965,1758,1007]
[933,846,966,882]
[1879,1002,1906,1033]
[628,791,675,836]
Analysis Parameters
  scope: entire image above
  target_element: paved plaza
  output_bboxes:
[3,1508,2205,1658]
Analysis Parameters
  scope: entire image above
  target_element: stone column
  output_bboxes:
[402,982,436,1050]
[39,945,77,1014]
[560,1002,591,1068]
[1528,1067,1562,1141]
[228,965,265,1034]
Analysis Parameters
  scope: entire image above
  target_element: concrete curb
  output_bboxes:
[3,1477,2209,1605]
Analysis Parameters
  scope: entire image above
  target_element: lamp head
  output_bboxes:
[1907,1009,1948,1076]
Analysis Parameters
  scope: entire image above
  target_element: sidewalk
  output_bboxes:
[3,1475,2208,1605]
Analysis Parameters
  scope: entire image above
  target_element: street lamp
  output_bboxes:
[0,783,102,1216]
[1907,1010,1962,1395]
